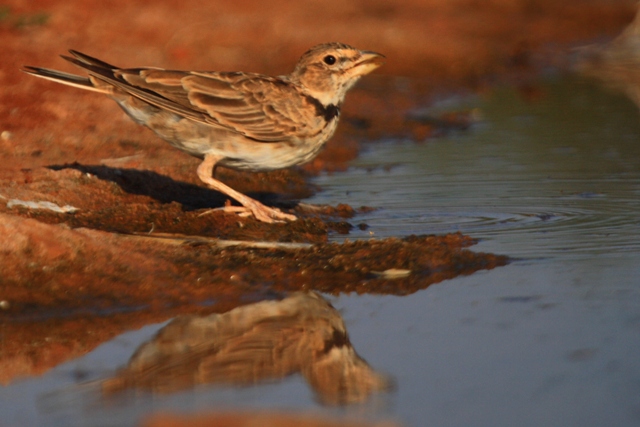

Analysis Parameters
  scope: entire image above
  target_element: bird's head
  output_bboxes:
[289,42,385,106]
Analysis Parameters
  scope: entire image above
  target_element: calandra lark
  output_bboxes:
[24,43,384,223]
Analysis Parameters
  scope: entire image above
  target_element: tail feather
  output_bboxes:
[67,49,118,69]
[59,55,117,82]
[21,65,108,93]
[22,50,121,94]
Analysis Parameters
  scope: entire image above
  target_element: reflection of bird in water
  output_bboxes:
[102,292,390,405]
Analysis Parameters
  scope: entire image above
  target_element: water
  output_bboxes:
[314,76,640,259]
[2,75,640,426]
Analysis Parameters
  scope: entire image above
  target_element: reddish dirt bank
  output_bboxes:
[0,0,636,383]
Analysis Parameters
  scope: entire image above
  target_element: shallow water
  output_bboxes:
[315,76,640,258]
[2,75,640,426]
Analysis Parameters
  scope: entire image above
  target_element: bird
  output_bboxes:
[23,43,385,223]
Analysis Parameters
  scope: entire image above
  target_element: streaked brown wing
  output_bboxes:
[116,69,323,142]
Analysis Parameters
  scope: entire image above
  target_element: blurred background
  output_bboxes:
[4,0,637,86]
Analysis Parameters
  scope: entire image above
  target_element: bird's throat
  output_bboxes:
[305,95,340,122]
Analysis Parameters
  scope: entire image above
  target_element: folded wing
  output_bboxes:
[65,51,323,142]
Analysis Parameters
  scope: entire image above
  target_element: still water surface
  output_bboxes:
[2,75,640,426]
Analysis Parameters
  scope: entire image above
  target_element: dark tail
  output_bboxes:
[22,50,119,93]
[66,50,118,69]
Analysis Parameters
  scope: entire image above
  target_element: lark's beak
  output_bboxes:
[352,50,385,76]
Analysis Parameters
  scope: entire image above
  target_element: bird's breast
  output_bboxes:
[217,120,339,172]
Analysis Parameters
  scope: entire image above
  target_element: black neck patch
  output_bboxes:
[306,95,340,122]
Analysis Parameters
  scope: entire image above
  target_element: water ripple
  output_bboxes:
[314,172,640,259]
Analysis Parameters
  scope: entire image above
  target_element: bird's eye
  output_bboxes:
[323,55,336,65]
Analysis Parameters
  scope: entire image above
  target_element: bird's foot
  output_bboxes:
[199,200,297,223]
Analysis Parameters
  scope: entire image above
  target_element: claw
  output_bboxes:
[199,203,296,223]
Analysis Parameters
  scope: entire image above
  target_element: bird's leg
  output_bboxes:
[196,154,297,223]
